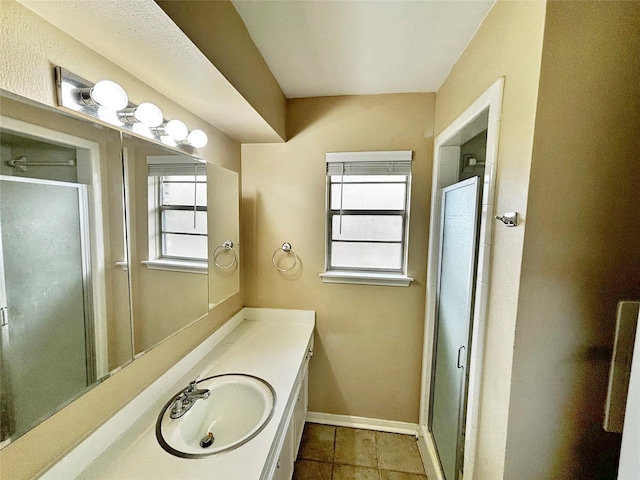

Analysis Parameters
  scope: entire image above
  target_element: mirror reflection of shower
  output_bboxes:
[0,128,104,444]
[7,155,76,172]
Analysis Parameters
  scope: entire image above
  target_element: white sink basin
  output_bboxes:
[156,374,276,458]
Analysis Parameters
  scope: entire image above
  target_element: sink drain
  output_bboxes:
[200,432,214,448]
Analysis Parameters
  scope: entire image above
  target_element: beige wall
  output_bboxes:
[506,2,640,478]
[156,0,287,141]
[0,2,242,478]
[242,93,434,423]
[433,1,547,477]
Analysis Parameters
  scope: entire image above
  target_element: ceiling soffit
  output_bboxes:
[17,0,285,143]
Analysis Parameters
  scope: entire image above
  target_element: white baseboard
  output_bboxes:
[306,411,418,436]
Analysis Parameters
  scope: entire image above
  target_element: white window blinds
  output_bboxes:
[326,151,412,176]
[324,150,413,277]
[147,154,206,177]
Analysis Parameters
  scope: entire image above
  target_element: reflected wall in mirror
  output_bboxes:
[0,94,132,444]
[209,164,240,306]
[122,135,209,355]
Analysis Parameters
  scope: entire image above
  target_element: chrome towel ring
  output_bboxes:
[212,241,237,269]
[272,242,298,272]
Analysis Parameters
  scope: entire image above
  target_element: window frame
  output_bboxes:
[320,151,414,287]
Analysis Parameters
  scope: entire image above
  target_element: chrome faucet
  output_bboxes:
[170,376,210,419]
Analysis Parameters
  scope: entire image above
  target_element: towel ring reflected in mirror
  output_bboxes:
[272,242,298,272]
[212,241,237,269]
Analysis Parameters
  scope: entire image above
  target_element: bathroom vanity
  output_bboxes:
[43,308,314,480]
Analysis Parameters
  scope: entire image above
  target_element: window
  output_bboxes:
[144,157,208,273]
[320,151,413,286]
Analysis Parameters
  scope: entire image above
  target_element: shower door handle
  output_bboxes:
[0,306,8,327]
[457,345,466,369]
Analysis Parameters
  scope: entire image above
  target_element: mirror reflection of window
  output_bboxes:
[134,148,209,355]
[145,156,208,271]
[158,173,208,261]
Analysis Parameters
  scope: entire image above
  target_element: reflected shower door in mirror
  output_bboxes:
[122,135,209,355]
[0,96,133,444]
[209,164,239,306]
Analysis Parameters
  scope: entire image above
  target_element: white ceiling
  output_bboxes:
[232,0,496,99]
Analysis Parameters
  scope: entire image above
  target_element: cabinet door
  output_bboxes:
[273,419,295,480]
[293,372,308,458]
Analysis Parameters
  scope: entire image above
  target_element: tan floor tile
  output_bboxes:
[375,432,425,474]
[380,470,428,480]
[335,427,378,468]
[298,423,336,462]
[293,460,333,480]
[333,464,381,480]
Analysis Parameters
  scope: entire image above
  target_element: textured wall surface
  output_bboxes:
[433,1,547,477]
[506,2,640,478]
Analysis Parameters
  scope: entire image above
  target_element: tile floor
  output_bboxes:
[293,423,428,480]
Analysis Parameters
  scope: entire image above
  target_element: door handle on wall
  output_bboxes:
[457,345,466,369]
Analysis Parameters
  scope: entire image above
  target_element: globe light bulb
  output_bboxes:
[90,80,128,110]
[134,102,163,127]
[165,119,188,141]
[187,129,208,148]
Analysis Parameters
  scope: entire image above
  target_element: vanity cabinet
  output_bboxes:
[271,336,313,480]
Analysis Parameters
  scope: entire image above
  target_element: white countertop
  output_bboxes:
[76,308,315,480]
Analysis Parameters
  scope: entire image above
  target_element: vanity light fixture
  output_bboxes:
[55,67,209,152]
[118,102,164,128]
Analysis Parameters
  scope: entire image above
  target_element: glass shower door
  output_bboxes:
[0,176,93,440]
[430,177,481,480]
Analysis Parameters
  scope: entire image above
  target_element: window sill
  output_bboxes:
[142,259,208,275]
[319,271,414,287]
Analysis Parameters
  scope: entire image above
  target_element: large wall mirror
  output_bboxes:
[123,135,210,354]
[0,91,239,446]
[208,164,240,306]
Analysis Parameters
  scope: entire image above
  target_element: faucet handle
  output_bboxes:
[187,375,201,392]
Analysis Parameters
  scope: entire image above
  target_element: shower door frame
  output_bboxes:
[0,175,95,379]
[0,115,108,377]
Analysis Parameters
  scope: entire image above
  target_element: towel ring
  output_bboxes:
[212,241,237,269]
[272,242,298,272]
